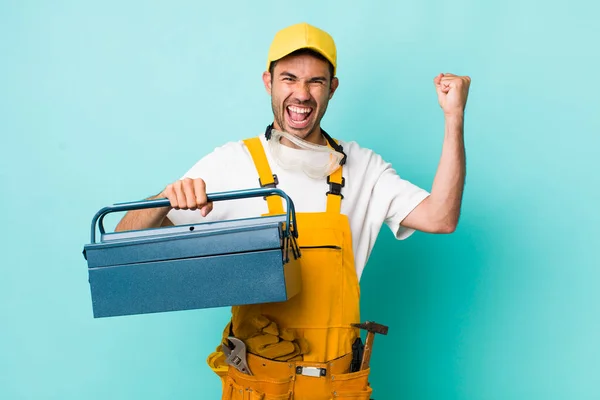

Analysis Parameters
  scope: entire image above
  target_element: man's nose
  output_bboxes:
[293,82,311,102]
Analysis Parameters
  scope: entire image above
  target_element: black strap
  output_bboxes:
[265,123,275,140]
[321,129,347,166]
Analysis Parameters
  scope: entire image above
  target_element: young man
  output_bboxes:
[116,22,470,400]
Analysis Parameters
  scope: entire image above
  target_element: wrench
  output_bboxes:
[222,337,253,375]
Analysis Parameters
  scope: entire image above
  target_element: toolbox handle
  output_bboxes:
[90,188,297,244]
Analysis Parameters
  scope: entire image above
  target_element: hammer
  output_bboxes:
[351,321,389,371]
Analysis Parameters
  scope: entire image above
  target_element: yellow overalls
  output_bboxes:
[208,136,372,399]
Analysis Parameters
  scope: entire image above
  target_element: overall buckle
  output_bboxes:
[259,174,279,188]
[326,176,345,198]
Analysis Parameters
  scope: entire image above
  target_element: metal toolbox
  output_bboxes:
[83,188,301,318]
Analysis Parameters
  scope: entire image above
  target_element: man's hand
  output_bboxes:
[115,177,212,232]
[161,177,213,217]
[434,73,471,116]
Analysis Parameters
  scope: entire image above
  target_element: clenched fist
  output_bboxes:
[161,177,213,216]
[434,73,471,116]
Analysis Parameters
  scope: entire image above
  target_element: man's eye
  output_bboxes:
[282,77,293,81]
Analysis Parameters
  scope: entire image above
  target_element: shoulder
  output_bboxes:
[339,140,375,157]
[209,139,251,157]
[183,137,258,178]
[209,135,264,156]
[337,139,390,172]
[193,140,248,163]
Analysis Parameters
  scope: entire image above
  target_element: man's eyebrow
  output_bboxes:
[279,72,328,82]
[279,71,297,79]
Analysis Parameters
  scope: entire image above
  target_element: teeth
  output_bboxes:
[288,106,311,114]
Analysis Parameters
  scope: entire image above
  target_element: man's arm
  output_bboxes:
[114,195,174,232]
[400,73,471,234]
[114,178,212,232]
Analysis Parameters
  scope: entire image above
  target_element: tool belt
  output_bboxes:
[212,320,387,399]
[222,351,373,400]
[212,333,372,399]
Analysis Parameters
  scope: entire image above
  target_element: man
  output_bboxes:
[116,22,470,400]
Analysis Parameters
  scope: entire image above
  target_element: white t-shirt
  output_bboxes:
[167,135,430,281]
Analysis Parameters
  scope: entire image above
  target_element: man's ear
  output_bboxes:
[262,71,272,95]
[329,77,339,100]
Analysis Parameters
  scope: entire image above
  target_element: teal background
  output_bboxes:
[1,0,598,399]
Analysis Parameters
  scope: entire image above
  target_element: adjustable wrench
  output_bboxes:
[222,336,253,375]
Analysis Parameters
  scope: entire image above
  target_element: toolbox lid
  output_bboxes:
[84,214,289,268]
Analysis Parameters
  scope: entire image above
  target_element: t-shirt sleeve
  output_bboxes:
[370,157,430,240]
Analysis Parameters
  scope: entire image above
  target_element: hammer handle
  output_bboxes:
[360,331,375,370]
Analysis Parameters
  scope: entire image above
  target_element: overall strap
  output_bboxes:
[326,165,344,214]
[243,137,284,215]
[324,133,345,215]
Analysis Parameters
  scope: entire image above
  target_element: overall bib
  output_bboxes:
[208,137,372,399]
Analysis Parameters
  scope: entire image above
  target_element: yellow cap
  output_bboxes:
[267,22,337,75]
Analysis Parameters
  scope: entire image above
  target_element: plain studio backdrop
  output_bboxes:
[1,1,598,399]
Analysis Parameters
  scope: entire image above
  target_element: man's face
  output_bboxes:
[263,53,339,144]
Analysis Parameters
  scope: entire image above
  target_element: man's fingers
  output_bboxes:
[163,184,178,209]
[182,178,197,210]
[201,203,213,217]
[173,180,187,210]
[161,178,211,212]
[193,178,213,216]
[193,178,208,209]
[440,75,471,86]
[440,77,458,87]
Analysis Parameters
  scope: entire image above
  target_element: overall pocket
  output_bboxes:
[331,387,373,399]
[221,367,292,400]
[221,378,246,400]
[330,368,372,399]
[221,377,292,400]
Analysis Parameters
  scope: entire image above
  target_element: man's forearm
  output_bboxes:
[427,113,466,231]
[114,194,172,232]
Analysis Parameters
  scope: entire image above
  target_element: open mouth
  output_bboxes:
[286,105,313,129]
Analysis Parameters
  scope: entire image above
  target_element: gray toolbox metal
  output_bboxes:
[83,188,301,318]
